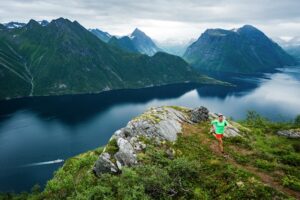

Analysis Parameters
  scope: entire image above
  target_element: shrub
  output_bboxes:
[294,115,300,126]
[231,152,251,164]
[245,110,269,128]
[292,143,300,153]
[193,187,209,200]
[226,136,252,150]
[255,159,276,171]
[105,138,119,155]
[280,154,300,166]
[282,175,300,191]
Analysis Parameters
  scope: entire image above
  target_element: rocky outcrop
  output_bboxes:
[93,106,245,176]
[190,106,209,123]
[277,129,300,138]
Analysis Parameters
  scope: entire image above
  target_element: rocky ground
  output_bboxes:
[93,106,248,176]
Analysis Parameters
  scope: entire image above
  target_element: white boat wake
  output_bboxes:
[20,159,64,167]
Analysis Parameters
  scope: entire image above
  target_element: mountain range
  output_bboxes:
[275,37,300,62]
[107,28,161,56]
[183,25,296,73]
[0,18,217,101]
[285,46,300,62]
[89,28,112,43]
[89,25,297,72]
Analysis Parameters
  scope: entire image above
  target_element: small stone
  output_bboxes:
[116,160,122,170]
[166,148,175,159]
[236,181,244,187]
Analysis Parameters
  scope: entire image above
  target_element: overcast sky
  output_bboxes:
[1,0,300,44]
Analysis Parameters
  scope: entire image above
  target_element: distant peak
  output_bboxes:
[38,20,49,26]
[203,28,232,37]
[3,21,26,29]
[49,17,75,26]
[133,28,142,33]
[52,17,71,23]
[131,28,146,36]
[238,25,260,32]
[49,17,75,28]
[26,19,40,28]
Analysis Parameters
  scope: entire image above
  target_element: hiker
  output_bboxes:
[211,113,228,153]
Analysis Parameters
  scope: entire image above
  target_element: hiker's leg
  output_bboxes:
[219,138,224,153]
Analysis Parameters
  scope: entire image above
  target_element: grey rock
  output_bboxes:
[116,160,122,170]
[166,148,175,159]
[190,106,209,123]
[114,138,137,167]
[277,129,300,138]
[94,106,188,175]
[93,153,118,176]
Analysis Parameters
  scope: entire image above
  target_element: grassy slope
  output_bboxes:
[1,110,300,199]
[0,36,31,99]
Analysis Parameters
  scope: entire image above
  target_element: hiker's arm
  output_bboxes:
[225,121,229,127]
[211,125,216,133]
[211,121,216,133]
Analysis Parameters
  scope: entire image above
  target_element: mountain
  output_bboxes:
[89,28,112,43]
[38,20,49,26]
[108,36,139,53]
[285,45,300,62]
[3,21,26,29]
[130,28,161,56]
[0,18,218,100]
[275,36,300,62]
[3,20,49,29]
[108,28,161,56]
[183,25,296,73]
[157,39,196,56]
[4,106,300,199]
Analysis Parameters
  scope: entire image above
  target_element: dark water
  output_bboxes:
[1,67,300,192]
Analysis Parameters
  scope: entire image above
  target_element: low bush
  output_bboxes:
[280,154,300,166]
[254,159,276,171]
[282,175,300,191]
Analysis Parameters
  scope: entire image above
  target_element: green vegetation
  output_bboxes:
[282,176,300,191]
[1,111,300,199]
[0,18,221,101]
[294,115,300,126]
[104,138,119,155]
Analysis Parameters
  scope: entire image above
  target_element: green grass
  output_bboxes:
[104,138,119,155]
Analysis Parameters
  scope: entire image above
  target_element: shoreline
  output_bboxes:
[0,80,231,103]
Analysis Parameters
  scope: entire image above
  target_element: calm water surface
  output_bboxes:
[1,67,300,192]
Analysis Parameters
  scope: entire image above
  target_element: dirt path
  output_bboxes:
[209,139,300,199]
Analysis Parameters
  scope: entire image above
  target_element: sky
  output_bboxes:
[0,0,300,44]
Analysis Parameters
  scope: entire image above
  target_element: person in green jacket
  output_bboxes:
[211,113,228,153]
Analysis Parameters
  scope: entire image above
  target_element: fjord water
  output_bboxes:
[1,67,300,192]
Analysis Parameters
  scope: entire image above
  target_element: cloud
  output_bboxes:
[0,0,299,43]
